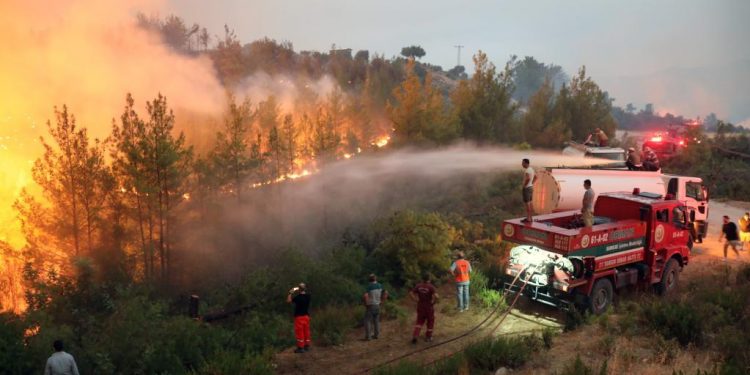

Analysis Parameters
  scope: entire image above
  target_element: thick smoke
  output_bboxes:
[181,144,600,282]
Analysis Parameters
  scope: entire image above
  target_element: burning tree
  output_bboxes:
[14,106,110,267]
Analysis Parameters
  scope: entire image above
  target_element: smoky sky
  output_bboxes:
[170,0,750,124]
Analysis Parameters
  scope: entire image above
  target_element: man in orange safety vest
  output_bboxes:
[450,251,472,312]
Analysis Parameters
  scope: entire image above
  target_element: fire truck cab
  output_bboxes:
[503,191,691,314]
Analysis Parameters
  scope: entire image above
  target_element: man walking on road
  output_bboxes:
[45,340,79,375]
[287,283,311,353]
[720,216,742,261]
[521,159,536,223]
[450,251,472,312]
[581,179,595,228]
[739,212,750,251]
[363,274,388,340]
[410,274,438,344]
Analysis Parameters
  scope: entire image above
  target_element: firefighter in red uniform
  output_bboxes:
[410,274,439,344]
[450,251,472,311]
[287,283,311,353]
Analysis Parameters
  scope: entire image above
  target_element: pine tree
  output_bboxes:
[15,106,109,262]
[522,78,571,148]
[387,60,458,145]
[210,95,255,201]
[451,51,518,144]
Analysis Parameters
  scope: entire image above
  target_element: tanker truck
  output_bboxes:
[532,168,709,242]
[503,191,693,313]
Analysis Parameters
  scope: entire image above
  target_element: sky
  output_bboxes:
[168,0,750,124]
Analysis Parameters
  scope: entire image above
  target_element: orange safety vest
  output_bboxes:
[453,259,471,282]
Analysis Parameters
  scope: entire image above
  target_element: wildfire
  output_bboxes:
[373,135,390,148]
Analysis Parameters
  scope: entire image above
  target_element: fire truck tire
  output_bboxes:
[589,278,613,315]
[656,258,680,296]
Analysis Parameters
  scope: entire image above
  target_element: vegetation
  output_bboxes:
[373,334,544,375]
[4,10,745,375]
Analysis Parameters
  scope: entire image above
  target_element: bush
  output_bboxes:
[642,301,703,346]
[373,360,427,375]
[371,210,456,286]
[428,352,467,375]
[476,288,504,309]
[463,335,541,371]
[312,305,358,346]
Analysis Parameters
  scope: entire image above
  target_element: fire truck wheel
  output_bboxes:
[589,278,613,315]
[656,258,680,296]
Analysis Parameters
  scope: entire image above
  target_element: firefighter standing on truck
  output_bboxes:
[584,128,609,147]
[450,251,472,312]
[581,179,595,228]
[287,283,311,353]
[410,274,438,344]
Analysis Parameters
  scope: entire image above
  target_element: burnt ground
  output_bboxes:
[274,201,750,374]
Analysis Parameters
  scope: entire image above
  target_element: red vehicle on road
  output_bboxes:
[503,190,692,314]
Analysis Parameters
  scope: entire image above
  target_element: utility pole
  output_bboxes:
[454,45,464,67]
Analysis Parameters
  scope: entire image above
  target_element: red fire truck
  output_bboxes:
[503,190,692,314]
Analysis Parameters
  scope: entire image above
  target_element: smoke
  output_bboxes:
[236,72,339,112]
[181,144,600,282]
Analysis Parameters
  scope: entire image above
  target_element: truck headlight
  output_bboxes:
[506,268,519,277]
[553,280,569,292]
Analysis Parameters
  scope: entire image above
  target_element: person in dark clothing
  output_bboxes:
[626,147,642,170]
[287,283,311,353]
[720,215,741,261]
[409,274,439,344]
[642,146,660,171]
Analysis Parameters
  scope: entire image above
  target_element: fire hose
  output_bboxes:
[360,266,536,374]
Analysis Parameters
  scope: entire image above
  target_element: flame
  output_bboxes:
[373,135,390,148]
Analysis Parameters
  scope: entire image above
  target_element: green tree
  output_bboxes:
[512,56,566,105]
[452,52,518,143]
[557,67,617,141]
[111,94,192,281]
[522,79,571,148]
[387,60,458,145]
[400,46,426,60]
[209,96,257,201]
[373,210,457,286]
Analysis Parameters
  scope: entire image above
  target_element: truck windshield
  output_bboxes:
[686,182,705,201]
[586,152,624,161]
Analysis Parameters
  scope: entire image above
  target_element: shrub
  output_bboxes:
[642,301,703,346]
[428,352,467,375]
[560,355,608,375]
[371,210,456,286]
[542,328,557,349]
[476,288,504,309]
[312,305,358,346]
[373,360,427,375]
[463,335,541,371]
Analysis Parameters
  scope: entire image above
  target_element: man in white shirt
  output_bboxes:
[45,340,80,375]
[521,159,536,223]
[582,179,595,228]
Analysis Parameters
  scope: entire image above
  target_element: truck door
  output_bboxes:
[667,178,678,197]
[684,180,708,223]
[652,207,671,249]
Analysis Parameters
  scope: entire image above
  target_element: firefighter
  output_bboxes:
[581,179,595,228]
[739,212,750,251]
[642,146,660,171]
[584,128,609,147]
[521,159,535,223]
[626,147,642,170]
[719,216,741,262]
[410,273,438,344]
[287,283,311,353]
[450,251,472,311]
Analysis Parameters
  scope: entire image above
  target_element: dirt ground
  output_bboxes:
[274,201,750,374]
